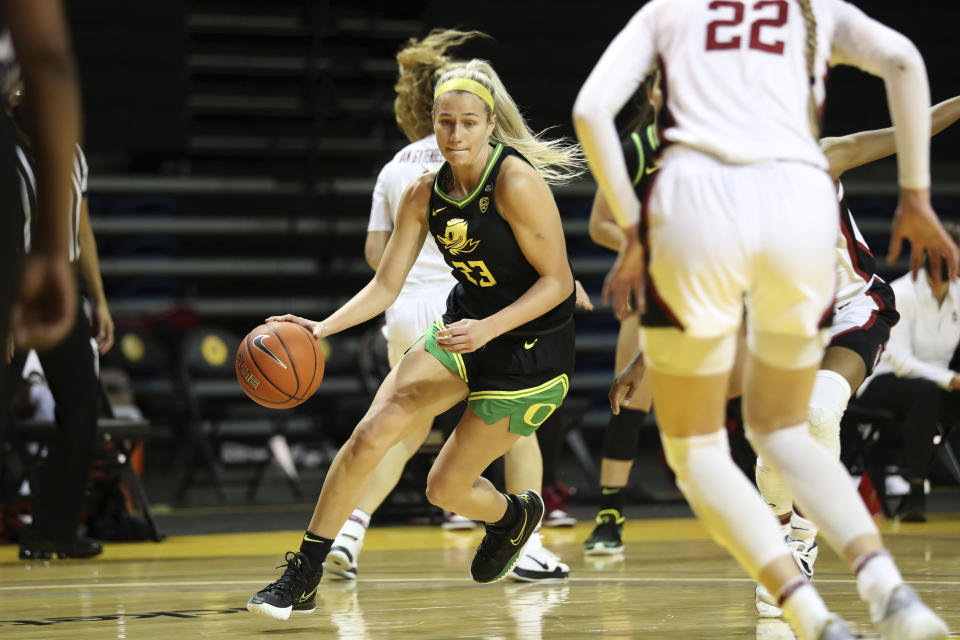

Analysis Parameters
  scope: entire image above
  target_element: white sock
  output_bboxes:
[856,551,904,622]
[747,423,877,553]
[790,512,817,545]
[807,370,850,460]
[339,509,371,542]
[661,430,789,577]
[781,580,831,640]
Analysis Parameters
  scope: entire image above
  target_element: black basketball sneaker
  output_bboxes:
[471,490,544,584]
[247,551,322,621]
[584,509,625,555]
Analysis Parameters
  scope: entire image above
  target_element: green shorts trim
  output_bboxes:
[468,373,570,437]
[424,319,469,382]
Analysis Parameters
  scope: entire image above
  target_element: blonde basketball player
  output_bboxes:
[248,58,584,621]
[326,28,568,585]
[575,1,954,639]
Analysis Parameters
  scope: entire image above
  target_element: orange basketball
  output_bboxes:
[235,321,324,409]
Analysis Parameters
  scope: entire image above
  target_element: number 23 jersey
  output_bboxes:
[427,143,574,336]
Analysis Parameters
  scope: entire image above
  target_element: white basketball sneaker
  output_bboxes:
[876,584,949,640]
[441,511,477,531]
[756,537,819,617]
[324,517,366,580]
[507,533,569,582]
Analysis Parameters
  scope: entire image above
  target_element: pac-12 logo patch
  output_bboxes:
[436,218,480,255]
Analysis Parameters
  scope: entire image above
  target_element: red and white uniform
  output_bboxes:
[574,0,930,345]
[368,134,456,365]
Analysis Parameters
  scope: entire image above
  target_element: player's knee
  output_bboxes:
[347,412,396,464]
[749,330,828,370]
[807,406,841,458]
[424,469,456,510]
[602,409,644,460]
[660,429,730,483]
[643,329,736,376]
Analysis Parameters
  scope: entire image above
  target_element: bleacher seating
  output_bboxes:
[67,1,960,502]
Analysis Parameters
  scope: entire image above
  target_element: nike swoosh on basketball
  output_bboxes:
[298,584,318,603]
[253,334,287,369]
[524,339,537,349]
[432,206,447,216]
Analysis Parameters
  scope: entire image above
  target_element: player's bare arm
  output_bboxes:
[822,95,960,180]
[364,230,391,271]
[588,190,626,253]
[269,173,432,339]
[832,2,958,282]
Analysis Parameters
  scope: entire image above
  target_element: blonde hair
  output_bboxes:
[433,60,586,185]
[394,28,489,142]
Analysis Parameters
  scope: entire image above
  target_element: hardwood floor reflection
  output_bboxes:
[1,515,958,638]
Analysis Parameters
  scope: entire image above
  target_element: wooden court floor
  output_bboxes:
[1,515,959,639]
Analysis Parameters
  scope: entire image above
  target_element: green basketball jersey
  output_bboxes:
[624,123,660,200]
[428,143,574,336]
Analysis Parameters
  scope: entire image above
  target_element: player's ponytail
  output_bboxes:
[394,28,489,142]
[434,60,586,185]
[796,0,820,137]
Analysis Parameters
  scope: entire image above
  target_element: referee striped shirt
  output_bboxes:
[16,142,87,262]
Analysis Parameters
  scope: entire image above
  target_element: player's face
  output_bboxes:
[433,92,496,168]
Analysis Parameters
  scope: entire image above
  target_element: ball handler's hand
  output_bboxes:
[609,349,646,415]
[435,318,495,354]
[265,313,326,340]
[888,187,959,285]
[602,223,644,320]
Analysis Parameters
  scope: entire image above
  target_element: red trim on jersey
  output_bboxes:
[838,201,872,282]
[856,240,874,258]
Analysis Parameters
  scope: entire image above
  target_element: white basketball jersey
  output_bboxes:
[648,0,837,167]
[368,134,455,291]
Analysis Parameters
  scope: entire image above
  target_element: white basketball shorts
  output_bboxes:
[384,284,453,367]
[641,147,837,365]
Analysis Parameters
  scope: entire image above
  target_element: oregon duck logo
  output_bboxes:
[436,218,480,255]
[478,196,489,213]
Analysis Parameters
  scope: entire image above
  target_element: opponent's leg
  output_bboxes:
[645,329,844,640]
[325,418,433,579]
[744,337,947,639]
[755,347,857,615]
[587,313,651,554]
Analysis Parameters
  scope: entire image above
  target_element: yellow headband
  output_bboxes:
[433,78,494,112]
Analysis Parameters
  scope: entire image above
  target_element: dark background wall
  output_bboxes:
[67,1,960,183]
[56,2,960,486]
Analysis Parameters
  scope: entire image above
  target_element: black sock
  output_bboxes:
[299,530,334,567]
[488,494,519,531]
[600,486,625,515]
